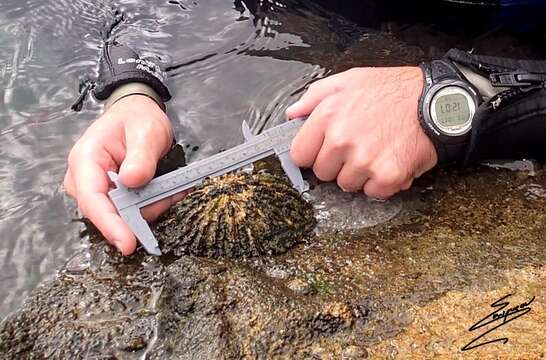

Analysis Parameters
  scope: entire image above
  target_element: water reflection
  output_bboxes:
[307,183,403,232]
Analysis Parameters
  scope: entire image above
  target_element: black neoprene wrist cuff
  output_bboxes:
[93,41,171,102]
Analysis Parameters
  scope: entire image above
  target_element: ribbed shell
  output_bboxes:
[153,172,316,258]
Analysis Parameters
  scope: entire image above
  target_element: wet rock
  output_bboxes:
[312,302,355,333]
[482,159,542,176]
[64,251,90,274]
[0,246,165,359]
[308,182,403,232]
[155,143,187,177]
[367,267,546,359]
[310,346,336,360]
[1,167,545,359]
[520,183,546,200]
[0,244,359,359]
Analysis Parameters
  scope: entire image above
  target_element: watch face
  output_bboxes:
[430,86,475,136]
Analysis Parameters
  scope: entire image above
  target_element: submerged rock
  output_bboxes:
[0,167,545,359]
[308,182,403,232]
[153,171,316,258]
[0,242,360,359]
[0,244,166,359]
[0,170,322,358]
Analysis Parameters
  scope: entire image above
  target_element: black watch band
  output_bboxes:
[418,60,481,166]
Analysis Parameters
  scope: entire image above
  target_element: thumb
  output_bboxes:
[119,120,172,188]
[285,74,343,119]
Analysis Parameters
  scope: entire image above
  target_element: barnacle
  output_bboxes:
[153,171,316,258]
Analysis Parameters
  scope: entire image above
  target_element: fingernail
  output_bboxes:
[112,238,124,251]
[286,101,301,116]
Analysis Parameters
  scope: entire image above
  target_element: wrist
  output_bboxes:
[408,67,439,171]
[72,42,171,112]
[93,41,171,102]
[108,94,175,148]
[105,82,165,112]
[107,93,164,115]
[417,59,482,166]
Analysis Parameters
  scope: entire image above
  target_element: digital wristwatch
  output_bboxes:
[418,59,483,164]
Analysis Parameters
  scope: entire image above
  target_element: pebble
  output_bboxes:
[266,267,290,280]
[287,277,313,295]
[342,345,368,359]
[64,251,90,274]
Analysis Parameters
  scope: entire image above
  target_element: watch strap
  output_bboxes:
[418,60,473,166]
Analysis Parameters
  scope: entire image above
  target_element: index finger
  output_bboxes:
[285,72,346,119]
[290,96,338,168]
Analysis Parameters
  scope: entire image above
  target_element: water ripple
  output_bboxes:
[0,0,393,317]
[0,0,112,317]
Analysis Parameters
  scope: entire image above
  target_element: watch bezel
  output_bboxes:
[422,79,480,138]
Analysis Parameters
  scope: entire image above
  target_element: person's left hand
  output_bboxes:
[286,66,438,199]
[63,95,181,255]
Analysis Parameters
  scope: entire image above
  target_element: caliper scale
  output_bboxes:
[108,118,308,255]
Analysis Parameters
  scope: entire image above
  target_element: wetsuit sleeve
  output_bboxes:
[444,49,546,164]
[467,88,546,163]
[71,41,171,112]
[93,41,171,102]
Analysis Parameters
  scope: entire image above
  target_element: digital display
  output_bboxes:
[434,93,470,128]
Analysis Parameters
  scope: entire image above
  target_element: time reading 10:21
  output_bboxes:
[439,101,462,113]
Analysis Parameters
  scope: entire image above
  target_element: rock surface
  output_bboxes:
[0,166,545,359]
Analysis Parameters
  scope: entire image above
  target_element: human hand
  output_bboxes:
[64,95,182,255]
[286,67,438,199]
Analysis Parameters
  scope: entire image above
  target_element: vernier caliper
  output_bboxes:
[107,117,308,256]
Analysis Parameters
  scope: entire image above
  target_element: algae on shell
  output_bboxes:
[153,171,316,258]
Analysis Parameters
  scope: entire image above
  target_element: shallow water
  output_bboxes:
[0,0,545,319]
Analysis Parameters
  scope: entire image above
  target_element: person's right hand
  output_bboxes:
[64,95,182,255]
